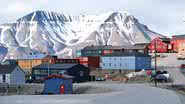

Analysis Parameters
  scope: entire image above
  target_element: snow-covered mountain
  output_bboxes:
[0,10,163,60]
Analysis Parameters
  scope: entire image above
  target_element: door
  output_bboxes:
[60,85,65,94]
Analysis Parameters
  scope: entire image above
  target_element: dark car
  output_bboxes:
[180,64,185,69]
[26,79,35,83]
[96,77,106,81]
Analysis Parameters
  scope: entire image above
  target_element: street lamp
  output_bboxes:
[47,53,51,77]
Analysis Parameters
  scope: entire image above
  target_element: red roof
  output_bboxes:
[45,75,73,80]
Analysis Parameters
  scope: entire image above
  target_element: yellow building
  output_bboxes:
[177,43,185,59]
[18,55,47,74]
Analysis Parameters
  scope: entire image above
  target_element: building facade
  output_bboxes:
[32,64,90,83]
[170,35,185,52]
[177,43,185,59]
[77,45,148,57]
[76,56,100,68]
[44,75,73,94]
[0,65,25,84]
[42,55,58,64]
[57,59,80,64]
[18,54,47,74]
[100,52,151,70]
[148,38,171,53]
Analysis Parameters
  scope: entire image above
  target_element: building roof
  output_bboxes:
[33,64,78,69]
[82,45,146,51]
[0,65,18,74]
[18,54,47,60]
[2,59,18,63]
[159,38,170,43]
[101,52,150,57]
[124,44,147,50]
[172,35,185,40]
[45,74,73,80]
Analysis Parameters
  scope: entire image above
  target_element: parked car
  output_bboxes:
[96,77,106,81]
[180,64,185,69]
[26,79,35,83]
[160,54,166,58]
[177,54,185,60]
[150,70,170,83]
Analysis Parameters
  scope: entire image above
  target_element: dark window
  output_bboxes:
[79,71,83,76]
[2,75,6,83]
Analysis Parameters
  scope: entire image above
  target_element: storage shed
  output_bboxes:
[43,75,73,94]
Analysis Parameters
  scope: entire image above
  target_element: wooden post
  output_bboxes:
[6,85,9,95]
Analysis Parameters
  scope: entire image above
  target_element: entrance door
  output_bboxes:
[60,85,65,94]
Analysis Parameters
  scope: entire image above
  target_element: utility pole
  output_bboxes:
[154,40,157,87]
[48,54,50,77]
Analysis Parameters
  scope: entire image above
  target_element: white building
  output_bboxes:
[0,65,25,85]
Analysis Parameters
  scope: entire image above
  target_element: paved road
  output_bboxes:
[0,83,183,104]
[151,53,185,85]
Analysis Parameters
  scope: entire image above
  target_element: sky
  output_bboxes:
[0,0,185,37]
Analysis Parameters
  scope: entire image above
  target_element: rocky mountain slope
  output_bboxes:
[0,11,163,60]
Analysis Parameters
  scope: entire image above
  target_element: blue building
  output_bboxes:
[0,65,25,84]
[100,52,151,71]
[44,75,73,94]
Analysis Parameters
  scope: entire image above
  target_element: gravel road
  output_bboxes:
[0,83,184,104]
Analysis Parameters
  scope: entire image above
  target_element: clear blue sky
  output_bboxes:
[0,0,185,37]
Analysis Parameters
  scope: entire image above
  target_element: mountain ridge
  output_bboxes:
[0,10,164,60]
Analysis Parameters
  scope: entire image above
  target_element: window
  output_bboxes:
[34,70,40,74]
[109,63,111,66]
[125,63,127,67]
[51,70,58,74]
[79,71,83,76]
[114,58,116,60]
[40,70,47,74]
[120,63,122,66]
[129,50,132,53]
[103,63,105,66]
[2,74,5,83]
[83,57,88,61]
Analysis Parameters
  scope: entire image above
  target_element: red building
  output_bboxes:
[76,56,100,68]
[170,35,185,52]
[42,55,58,64]
[42,55,80,64]
[148,38,171,53]
[57,59,79,64]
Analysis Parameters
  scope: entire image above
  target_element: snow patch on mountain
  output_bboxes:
[0,10,164,60]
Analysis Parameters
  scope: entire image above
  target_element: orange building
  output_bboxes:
[18,54,47,74]
[170,35,185,52]
[177,43,185,59]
